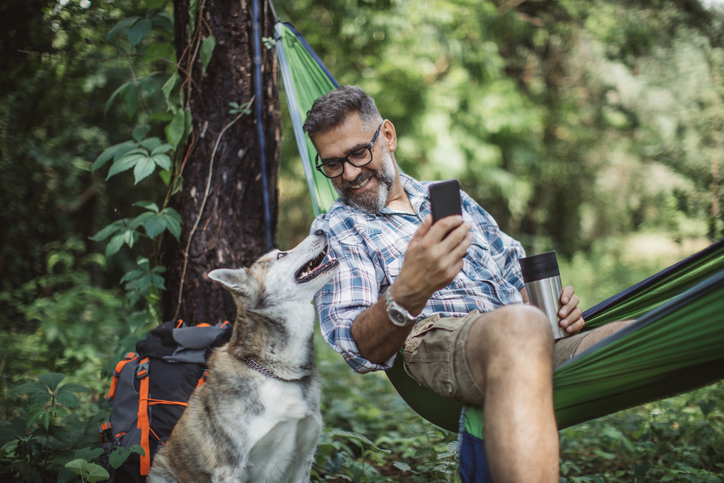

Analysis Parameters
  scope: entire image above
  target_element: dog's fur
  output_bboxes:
[148,232,338,483]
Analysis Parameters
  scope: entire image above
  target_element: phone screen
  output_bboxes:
[428,179,462,224]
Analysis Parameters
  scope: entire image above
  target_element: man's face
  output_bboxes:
[313,113,396,214]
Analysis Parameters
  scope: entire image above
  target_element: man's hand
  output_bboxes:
[390,214,473,315]
[558,286,585,334]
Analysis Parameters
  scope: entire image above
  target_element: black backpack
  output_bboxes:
[99,320,232,482]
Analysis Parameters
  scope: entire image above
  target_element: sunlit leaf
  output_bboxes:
[133,201,159,212]
[151,143,174,155]
[106,233,126,257]
[107,153,146,180]
[133,155,157,184]
[167,109,186,147]
[140,137,162,151]
[153,154,172,171]
[145,216,167,238]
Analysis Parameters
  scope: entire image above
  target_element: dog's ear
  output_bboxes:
[208,268,252,295]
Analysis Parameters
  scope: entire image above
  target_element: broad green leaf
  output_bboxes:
[55,392,80,408]
[129,211,154,229]
[49,424,71,442]
[163,207,182,224]
[122,84,139,118]
[162,72,180,107]
[32,392,52,405]
[130,444,146,457]
[89,223,122,242]
[141,74,159,95]
[200,35,216,74]
[140,137,162,150]
[136,257,150,270]
[107,153,147,180]
[120,269,145,283]
[26,407,46,429]
[151,265,166,273]
[188,0,199,36]
[109,447,131,469]
[92,141,135,171]
[10,382,49,396]
[132,125,150,142]
[106,16,140,41]
[153,154,172,171]
[38,373,65,392]
[159,169,172,186]
[151,273,166,290]
[57,383,92,394]
[149,111,174,124]
[126,274,153,291]
[65,459,87,474]
[145,216,167,238]
[152,13,174,33]
[123,229,140,248]
[151,143,174,155]
[167,109,186,147]
[133,201,159,212]
[163,213,182,240]
[128,18,152,47]
[74,447,104,463]
[106,233,126,257]
[133,155,157,184]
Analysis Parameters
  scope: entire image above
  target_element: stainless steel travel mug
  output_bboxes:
[519,251,570,340]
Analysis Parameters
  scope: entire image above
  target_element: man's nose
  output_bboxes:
[343,161,363,181]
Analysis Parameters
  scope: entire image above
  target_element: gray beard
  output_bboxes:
[336,148,396,215]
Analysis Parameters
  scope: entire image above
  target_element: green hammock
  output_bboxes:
[273,21,724,439]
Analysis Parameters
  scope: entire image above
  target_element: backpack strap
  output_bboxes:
[107,352,138,401]
[136,357,151,475]
[197,369,209,389]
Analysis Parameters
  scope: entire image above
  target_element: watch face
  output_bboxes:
[391,311,405,325]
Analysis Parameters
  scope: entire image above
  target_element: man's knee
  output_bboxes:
[467,304,554,365]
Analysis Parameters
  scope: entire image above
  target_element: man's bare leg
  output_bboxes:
[573,320,635,355]
[465,305,559,483]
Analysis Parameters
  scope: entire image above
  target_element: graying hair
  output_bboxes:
[303,86,383,139]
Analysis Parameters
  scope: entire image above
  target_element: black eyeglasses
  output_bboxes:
[315,122,383,179]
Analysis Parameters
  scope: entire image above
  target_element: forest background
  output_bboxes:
[1,0,724,481]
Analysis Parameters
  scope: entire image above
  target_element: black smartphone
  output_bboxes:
[428,179,462,224]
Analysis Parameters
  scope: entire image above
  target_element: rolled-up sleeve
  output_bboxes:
[311,216,394,373]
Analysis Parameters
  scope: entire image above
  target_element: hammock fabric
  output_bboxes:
[274,21,724,482]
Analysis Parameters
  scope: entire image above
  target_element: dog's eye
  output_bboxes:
[276,252,288,260]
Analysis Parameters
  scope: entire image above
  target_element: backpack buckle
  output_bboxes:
[136,359,149,379]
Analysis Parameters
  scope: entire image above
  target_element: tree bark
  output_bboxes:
[162,0,281,325]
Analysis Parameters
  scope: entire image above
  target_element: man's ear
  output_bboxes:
[208,268,252,295]
[382,119,397,154]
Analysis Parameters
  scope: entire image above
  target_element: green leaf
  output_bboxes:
[133,155,157,184]
[141,74,159,95]
[188,0,199,36]
[151,273,166,290]
[162,72,179,105]
[106,233,126,257]
[57,383,92,394]
[122,84,139,118]
[151,143,174,155]
[74,447,104,463]
[132,125,150,142]
[163,212,182,240]
[145,216,167,239]
[108,153,147,180]
[128,18,152,47]
[38,373,65,392]
[393,462,411,472]
[184,109,193,139]
[26,407,46,429]
[126,274,153,291]
[55,392,80,408]
[593,448,617,460]
[698,399,716,416]
[200,36,216,75]
[167,109,186,147]
[104,82,131,116]
[109,447,131,469]
[140,137,162,151]
[89,222,122,241]
[145,0,166,8]
[153,154,172,171]
[133,201,160,212]
[120,269,145,283]
[92,141,136,171]
[159,169,172,186]
[129,211,155,228]
[10,382,49,396]
[152,13,174,33]
[106,16,140,42]
[124,229,140,249]
[149,111,174,124]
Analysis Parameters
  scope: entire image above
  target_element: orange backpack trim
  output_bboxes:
[136,358,151,475]
[107,352,138,401]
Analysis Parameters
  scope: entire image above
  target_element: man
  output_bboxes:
[306,86,629,482]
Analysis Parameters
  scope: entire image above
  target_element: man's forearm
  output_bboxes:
[350,289,419,364]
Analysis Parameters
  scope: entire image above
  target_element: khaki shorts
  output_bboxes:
[402,311,590,405]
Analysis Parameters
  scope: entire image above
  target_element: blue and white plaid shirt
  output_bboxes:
[311,173,526,373]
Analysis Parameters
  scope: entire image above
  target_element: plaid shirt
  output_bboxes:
[311,173,526,373]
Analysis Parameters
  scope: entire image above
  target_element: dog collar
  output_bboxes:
[243,356,303,382]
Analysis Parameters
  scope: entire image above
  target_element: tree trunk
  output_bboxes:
[162,0,281,325]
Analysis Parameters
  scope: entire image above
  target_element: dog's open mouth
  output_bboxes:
[295,245,339,283]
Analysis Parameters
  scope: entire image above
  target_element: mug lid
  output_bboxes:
[519,251,559,283]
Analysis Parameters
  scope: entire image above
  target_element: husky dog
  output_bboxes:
[148,231,338,483]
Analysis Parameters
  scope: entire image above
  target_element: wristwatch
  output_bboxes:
[385,289,417,327]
